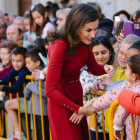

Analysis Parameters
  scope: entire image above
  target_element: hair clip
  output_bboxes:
[96,35,108,40]
[31,6,34,11]
[38,53,48,66]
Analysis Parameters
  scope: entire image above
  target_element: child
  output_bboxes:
[23,13,38,48]
[0,47,30,110]
[30,3,55,38]
[70,40,140,130]
[80,36,115,98]
[113,54,140,140]
[5,48,49,140]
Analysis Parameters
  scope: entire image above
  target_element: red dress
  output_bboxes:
[45,39,106,140]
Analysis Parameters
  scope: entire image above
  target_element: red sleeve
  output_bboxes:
[87,46,106,75]
[45,40,80,112]
[118,90,140,116]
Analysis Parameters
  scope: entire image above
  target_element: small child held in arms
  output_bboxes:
[5,48,49,140]
[0,47,30,111]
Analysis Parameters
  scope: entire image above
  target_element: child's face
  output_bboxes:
[24,18,30,31]
[0,48,11,66]
[32,11,43,26]
[117,43,131,69]
[12,54,25,71]
[125,64,135,83]
[92,44,110,65]
[26,57,40,72]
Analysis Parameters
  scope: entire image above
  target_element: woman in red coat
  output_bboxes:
[45,4,114,140]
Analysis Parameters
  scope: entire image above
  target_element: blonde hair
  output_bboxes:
[113,34,140,69]
[56,8,71,18]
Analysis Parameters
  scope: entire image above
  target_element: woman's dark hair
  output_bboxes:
[24,13,30,19]
[34,38,48,57]
[88,2,105,21]
[135,11,140,22]
[30,3,51,36]
[11,47,27,58]
[25,48,44,67]
[47,3,99,56]
[128,41,140,52]
[96,29,111,43]
[127,54,140,77]
[113,10,130,20]
[115,21,124,36]
[91,36,115,65]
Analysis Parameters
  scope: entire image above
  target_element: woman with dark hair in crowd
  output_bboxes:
[45,3,114,140]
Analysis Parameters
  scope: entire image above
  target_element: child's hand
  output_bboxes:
[26,82,31,88]
[102,77,115,86]
[27,37,34,43]
[104,65,114,78]
[114,129,124,140]
[69,113,84,124]
[32,70,41,80]
[91,80,102,93]
[0,86,3,91]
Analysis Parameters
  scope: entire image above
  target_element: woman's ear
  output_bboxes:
[45,12,48,18]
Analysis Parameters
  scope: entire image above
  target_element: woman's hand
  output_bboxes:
[78,99,98,116]
[104,64,114,78]
[69,113,84,124]
[102,77,115,86]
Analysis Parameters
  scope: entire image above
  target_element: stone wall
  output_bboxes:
[0,0,140,19]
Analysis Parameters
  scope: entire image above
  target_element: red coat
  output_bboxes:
[118,90,140,116]
[45,39,105,140]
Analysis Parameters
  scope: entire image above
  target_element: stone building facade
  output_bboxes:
[0,0,140,19]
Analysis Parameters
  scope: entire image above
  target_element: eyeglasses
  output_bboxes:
[116,50,127,59]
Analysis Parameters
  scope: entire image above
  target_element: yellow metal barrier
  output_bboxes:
[88,90,107,140]
[108,99,136,140]
[0,75,110,140]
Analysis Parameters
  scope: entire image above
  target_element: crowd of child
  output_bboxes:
[0,1,140,140]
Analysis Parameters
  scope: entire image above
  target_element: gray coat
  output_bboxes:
[23,79,48,116]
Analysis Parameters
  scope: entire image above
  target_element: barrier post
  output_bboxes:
[31,79,37,140]
[39,80,45,140]
[108,100,119,140]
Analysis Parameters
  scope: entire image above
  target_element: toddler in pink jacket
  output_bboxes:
[70,54,140,140]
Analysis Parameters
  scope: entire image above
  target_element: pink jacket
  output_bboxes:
[92,80,140,140]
